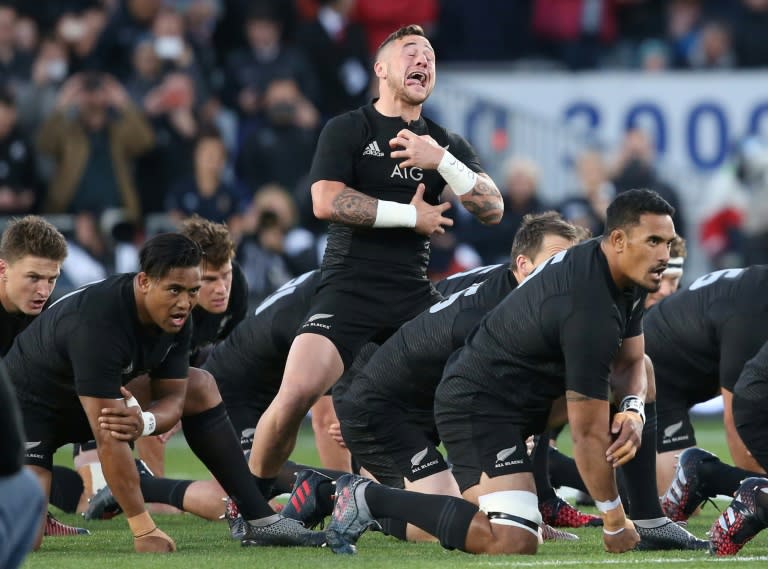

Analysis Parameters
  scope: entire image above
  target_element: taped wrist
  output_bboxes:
[141,411,156,436]
[128,511,156,538]
[374,200,417,228]
[437,150,477,196]
[619,395,646,424]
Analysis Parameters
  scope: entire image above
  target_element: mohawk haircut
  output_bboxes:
[179,215,234,268]
[0,215,67,263]
[510,211,578,262]
[377,24,427,56]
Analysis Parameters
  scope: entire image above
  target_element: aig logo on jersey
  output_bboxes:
[302,313,334,331]
[494,445,524,468]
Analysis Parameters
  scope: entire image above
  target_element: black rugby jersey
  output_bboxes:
[442,239,646,407]
[0,302,35,356]
[645,265,768,394]
[434,264,505,296]
[735,339,768,400]
[344,265,514,411]
[310,101,482,275]
[7,274,192,406]
[203,270,321,387]
[190,262,248,358]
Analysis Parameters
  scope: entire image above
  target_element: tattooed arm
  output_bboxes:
[311,180,377,226]
[458,173,504,225]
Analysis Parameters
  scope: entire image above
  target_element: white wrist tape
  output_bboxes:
[619,395,646,424]
[141,412,157,437]
[373,200,417,228]
[437,150,477,196]
[595,496,622,513]
[124,395,141,410]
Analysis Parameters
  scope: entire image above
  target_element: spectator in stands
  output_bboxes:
[237,183,316,301]
[180,0,223,96]
[14,14,39,57]
[125,38,163,105]
[149,6,207,99]
[165,125,243,235]
[666,0,704,68]
[236,77,319,193]
[0,86,40,215]
[458,155,547,266]
[223,3,317,122]
[0,5,33,84]
[55,4,107,72]
[15,38,69,139]
[531,0,618,70]
[88,0,161,80]
[136,71,198,213]
[37,71,154,222]
[295,0,370,118]
[685,20,735,69]
[611,128,686,238]
[559,150,614,236]
[352,0,438,56]
[732,0,768,68]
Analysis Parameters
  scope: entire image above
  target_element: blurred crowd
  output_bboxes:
[0,0,765,302]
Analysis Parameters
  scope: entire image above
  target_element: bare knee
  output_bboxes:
[465,514,539,555]
[184,368,221,415]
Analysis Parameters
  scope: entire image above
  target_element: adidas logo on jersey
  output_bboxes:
[363,141,385,157]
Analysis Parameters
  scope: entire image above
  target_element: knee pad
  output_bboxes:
[478,490,541,537]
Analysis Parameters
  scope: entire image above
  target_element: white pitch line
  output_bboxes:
[476,556,768,566]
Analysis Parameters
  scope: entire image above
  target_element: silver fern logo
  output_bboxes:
[664,421,684,439]
[410,447,429,466]
[307,313,333,323]
[496,446,518,463]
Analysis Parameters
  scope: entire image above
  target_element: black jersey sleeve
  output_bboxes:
[558,300,619,401]
[445,132,483,175]
[151,323,192,380]
[309,113,365,186]
[70,325,132,399]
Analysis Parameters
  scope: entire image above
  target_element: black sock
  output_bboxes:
[378,517,408,540]
[548,446,589,494]
[49,466,84,513]
[532,436,557,503]
[620,402,664,520]
[699,457,763,498]
[140,477,194,510]
[183,402,273,519]
[251,474,278,499]
[364,483,478,551]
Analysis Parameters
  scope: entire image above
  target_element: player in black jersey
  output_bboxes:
[247,24,504,491]
[74,217,251,515]
[646,265,768,496]
[320,189,676,556]
[327,213,580,542]
[10,234,324,552]
[0,216,85,539]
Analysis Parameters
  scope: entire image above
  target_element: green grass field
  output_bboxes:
[23,416,768,569]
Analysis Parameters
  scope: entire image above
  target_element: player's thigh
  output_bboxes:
[733,392,768,473]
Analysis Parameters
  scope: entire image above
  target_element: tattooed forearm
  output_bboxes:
[330,188,377,226]
[460,177,503,224]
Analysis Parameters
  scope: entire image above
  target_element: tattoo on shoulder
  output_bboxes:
[461,179,503,224]
[565,391,594,402]
[330,188,377,226]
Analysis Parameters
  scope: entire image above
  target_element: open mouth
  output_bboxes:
[406,70,427,88]
[650,266,667,280]
[169,312,187,327]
